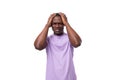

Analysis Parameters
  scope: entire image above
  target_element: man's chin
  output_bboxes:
[54,32,63,35]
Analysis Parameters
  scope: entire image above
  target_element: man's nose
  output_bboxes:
[56,24,59,27]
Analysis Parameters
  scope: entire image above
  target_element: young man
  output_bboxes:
[34,12,82,80]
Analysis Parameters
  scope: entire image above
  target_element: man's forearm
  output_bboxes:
[34,13,56,50]
[34,24,49,50]
[65,22,82,47]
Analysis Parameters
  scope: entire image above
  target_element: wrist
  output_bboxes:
[64,22,69,27]
[46,23,51,28]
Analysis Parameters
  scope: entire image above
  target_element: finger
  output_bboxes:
[47,13,55,27]
[51,13,56,17]
[49,13,56,20]
[59,12,64,16]
[49,13,55,18]
[59,12,66,16]
[59,13,67,19]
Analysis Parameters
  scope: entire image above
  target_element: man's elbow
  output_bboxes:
[34,43,44,50]
[73,41,82,48]
[73,43,80,48]
[34,46,42,50]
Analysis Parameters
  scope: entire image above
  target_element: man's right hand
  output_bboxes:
[47,13,56,27]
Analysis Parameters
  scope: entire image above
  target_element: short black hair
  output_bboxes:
[56,13,60,16]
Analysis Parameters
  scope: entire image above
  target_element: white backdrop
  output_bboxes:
[0,0,120,80]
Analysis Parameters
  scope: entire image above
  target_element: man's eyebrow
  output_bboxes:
[52,22,63,23]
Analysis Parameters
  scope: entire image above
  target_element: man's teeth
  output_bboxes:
[56,30,59,31]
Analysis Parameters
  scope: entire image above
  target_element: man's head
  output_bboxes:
[51,13,64,35]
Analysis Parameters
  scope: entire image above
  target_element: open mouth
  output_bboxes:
[55,30,60,32]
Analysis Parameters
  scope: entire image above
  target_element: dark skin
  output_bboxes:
[52,14,64,35]
[34,12,82,50]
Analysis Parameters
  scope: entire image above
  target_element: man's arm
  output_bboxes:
[59,13,82,48]
[34,13,56,50]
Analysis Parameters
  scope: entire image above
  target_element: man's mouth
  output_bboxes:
[55,30,60,32]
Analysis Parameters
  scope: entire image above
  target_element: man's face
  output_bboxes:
[51,16,64,35]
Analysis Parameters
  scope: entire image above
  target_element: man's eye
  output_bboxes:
[58,23,63,25]
[53,23,57,25]
[52,23,63,25]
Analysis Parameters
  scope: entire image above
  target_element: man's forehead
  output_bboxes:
[53,16,62,22]
[52,19,62,22]
[53,16,61,19]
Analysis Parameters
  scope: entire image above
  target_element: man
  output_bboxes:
[34,12,82,80]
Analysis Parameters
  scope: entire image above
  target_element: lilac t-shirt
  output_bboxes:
[46,33,76,80]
